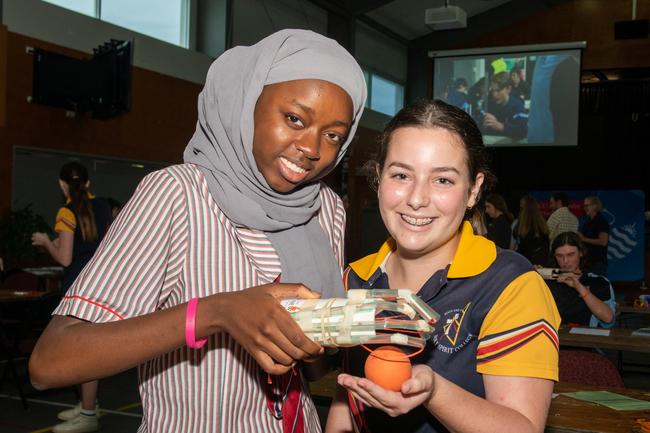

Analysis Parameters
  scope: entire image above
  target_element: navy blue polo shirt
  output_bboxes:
[342,222,560,433]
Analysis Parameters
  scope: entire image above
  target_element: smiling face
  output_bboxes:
[377,126,484,262]
[554,244,581,273]
[252,79,353,193]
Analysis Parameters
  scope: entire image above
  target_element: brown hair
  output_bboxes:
[490,71,512,90]
[517,195,549,239]
[364,99,496,233]
[485,193,513,223]
[584,195,603,212]
[551,231,588,270]
[60,161,97,242]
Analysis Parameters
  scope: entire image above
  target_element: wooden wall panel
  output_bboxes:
[0,26,7,129]
[465,0,650,70]
[0,32,202,213]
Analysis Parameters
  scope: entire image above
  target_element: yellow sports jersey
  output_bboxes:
[55,207,77,233]
[54,193,97,234]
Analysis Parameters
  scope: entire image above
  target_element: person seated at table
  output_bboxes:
[547,231,615,328]
[446,78,470,112]
[477,72,528,141]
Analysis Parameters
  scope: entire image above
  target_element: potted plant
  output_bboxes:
[0,204,53,270]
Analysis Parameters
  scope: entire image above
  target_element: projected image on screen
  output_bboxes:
[432,47,582,146]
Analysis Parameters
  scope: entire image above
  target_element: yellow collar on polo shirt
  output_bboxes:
[447,221,496,278]
[65,192,96,204]
[349,221,496,282]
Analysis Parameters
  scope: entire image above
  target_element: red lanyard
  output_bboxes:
[262,273,304,433]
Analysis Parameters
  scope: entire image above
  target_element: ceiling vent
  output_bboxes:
[425,5,467,31]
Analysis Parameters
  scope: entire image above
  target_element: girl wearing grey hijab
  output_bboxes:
[30,29,366,433]
[184,29,366,297]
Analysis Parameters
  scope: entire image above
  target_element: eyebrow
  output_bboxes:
[291,101,351,128]
[387,162,461,174]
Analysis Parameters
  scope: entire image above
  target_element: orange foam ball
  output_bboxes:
[364,345,412,392]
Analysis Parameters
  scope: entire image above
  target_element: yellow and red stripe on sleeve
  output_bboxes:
[476,271,561,381]
[477,319,558,364]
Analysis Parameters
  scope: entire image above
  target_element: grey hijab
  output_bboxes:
[183,29,366,297]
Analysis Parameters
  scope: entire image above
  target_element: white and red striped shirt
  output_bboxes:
[54,163,346,433]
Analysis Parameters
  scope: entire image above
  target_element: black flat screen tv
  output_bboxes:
[32,39,132,119]
[430,42,585,147]
[32,49,92,112]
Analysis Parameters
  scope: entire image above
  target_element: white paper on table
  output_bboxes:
[568,327,611,336]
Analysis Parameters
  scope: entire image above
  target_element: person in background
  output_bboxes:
[446,78,470,113]
[527,54,579,145]
[509,65,529,101]
[509,195,525,250]
[579,196,609,275]
[484,193,513,249]
[546,232,615,327]
[106,197,122,220]
[479,72,528,140]
[29,29,366,433]
[546,191,578,248]
[513,195,550,266]
[326,100,559,433]
[31,161,112,433]
[467,77,488,115]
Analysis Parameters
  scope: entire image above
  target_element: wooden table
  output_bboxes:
[618,304,650,315]
[0,289,50,303]
[547,383,650,433]
[559,327,650,354]
[310,373,650,433]
[617,302,650,328]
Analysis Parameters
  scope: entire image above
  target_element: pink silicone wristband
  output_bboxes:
[185,298,207,349]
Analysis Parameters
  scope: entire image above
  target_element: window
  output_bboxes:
[43,0,96,17]
[363,69,404,116]
[101,0,189,47]
[43,0,190,48]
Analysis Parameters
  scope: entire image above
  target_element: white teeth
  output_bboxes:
[402,215,433,226]
[281,157,306,174]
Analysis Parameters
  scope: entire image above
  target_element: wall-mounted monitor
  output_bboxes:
[32,39,133,119]
[430,42,585,147]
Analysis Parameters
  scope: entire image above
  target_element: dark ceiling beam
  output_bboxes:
[343,0,394,16]
[305,0,409,45]
[305,0,348,17]
[357,15,409,45]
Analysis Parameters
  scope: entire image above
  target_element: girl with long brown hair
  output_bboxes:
[32,161,112,432]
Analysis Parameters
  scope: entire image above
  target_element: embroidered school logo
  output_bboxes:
[442,302,471,346]
[433,303,474,354]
